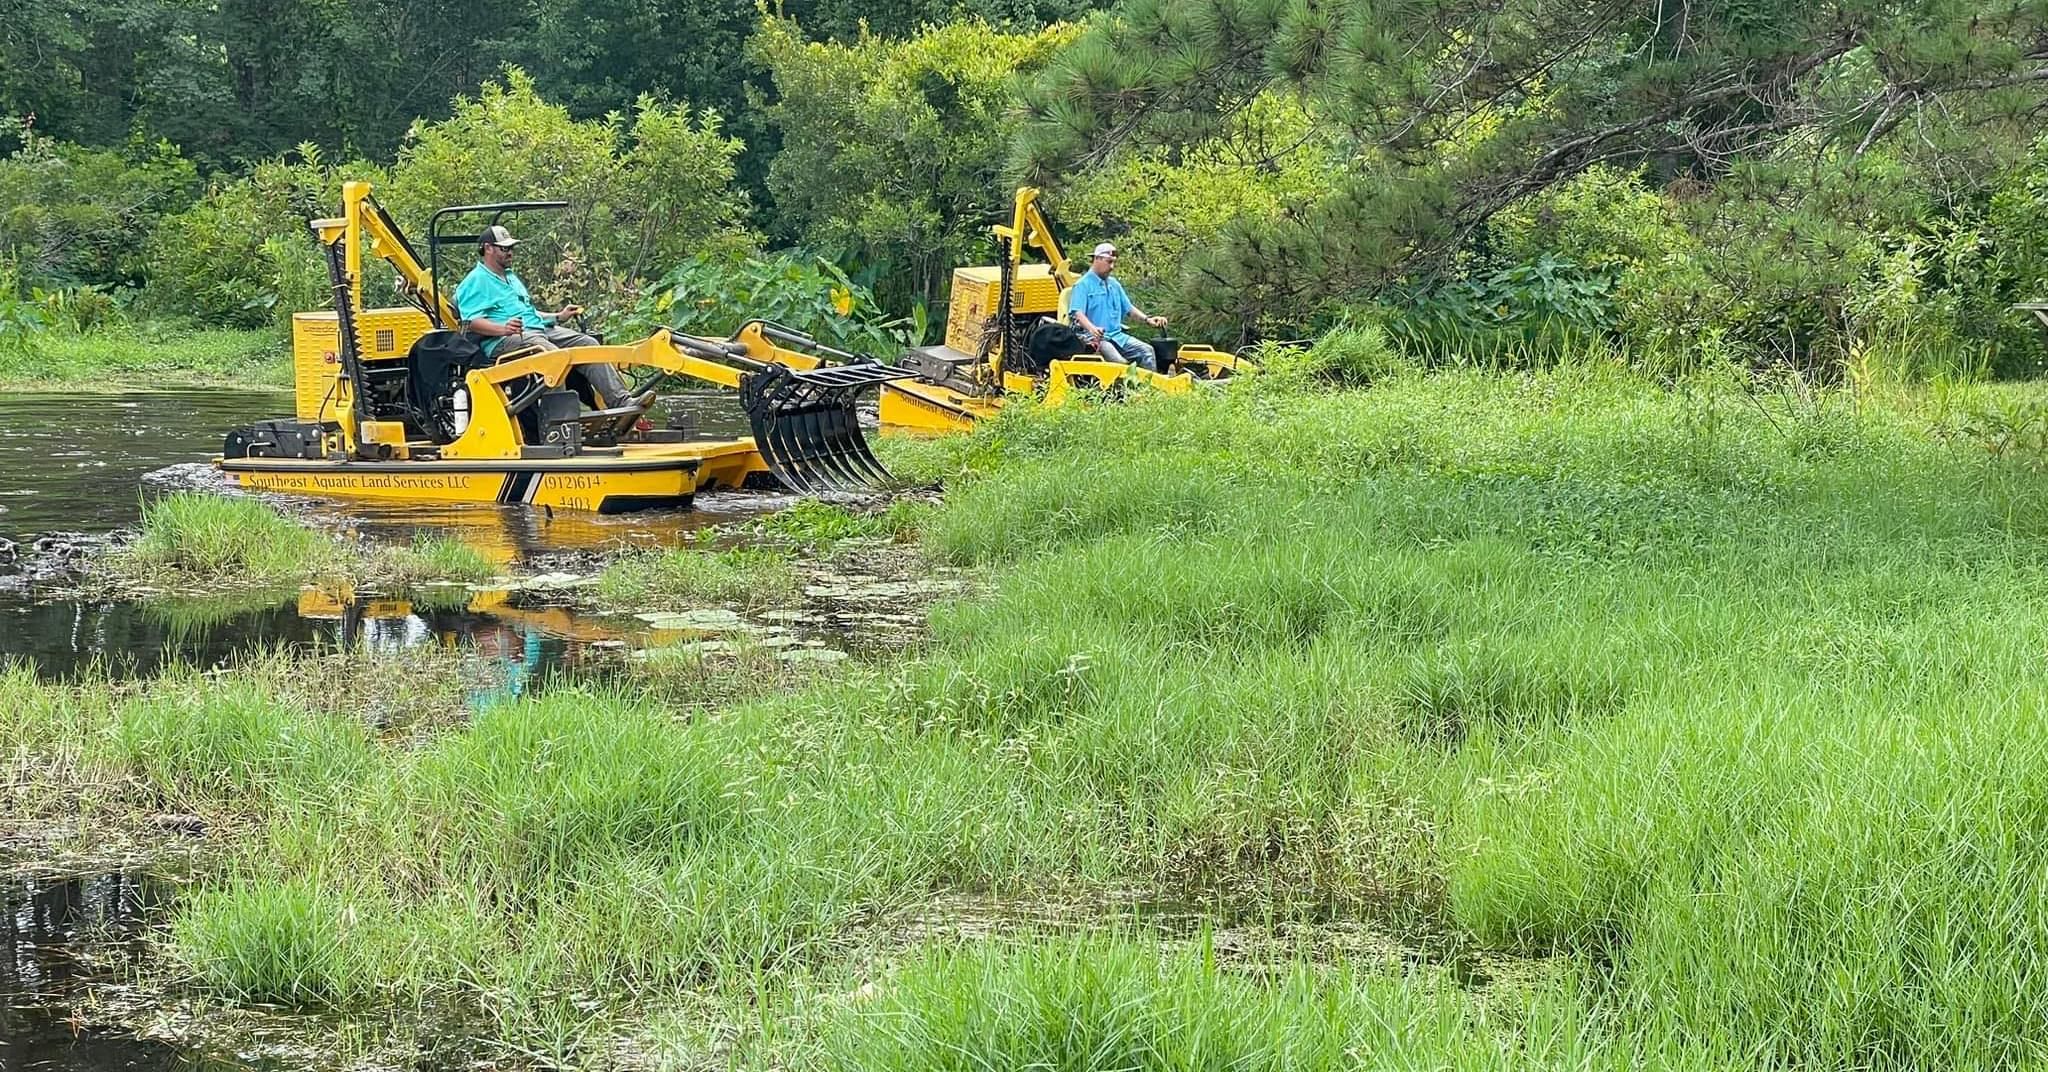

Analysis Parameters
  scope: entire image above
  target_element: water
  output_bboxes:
[0,387,800,678]
[0,390,283,541]
[0,388,755,541]
[0,873,235,1071]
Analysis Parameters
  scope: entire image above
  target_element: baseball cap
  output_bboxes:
[480,224,521,248]
[1091,242,1117,258]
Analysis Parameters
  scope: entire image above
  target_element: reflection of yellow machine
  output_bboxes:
[880,187,1248,435]
[217,182,913,506]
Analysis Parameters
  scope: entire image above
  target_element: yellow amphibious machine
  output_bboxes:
[879,187,1248,435]
[217,182,914,510]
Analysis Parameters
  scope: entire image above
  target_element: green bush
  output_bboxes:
[625,248,902,356]
[0,120,198,288]
[142,147,361,331]
[382,68,751,322]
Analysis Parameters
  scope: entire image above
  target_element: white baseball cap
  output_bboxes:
[1091,242,1117,258]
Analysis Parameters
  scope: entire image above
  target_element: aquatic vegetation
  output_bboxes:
[32,358,2048,1067]
[591,544,801,609]
[377,532,502,587]
[116,492,338,590]
[102,672,373,808]
[816,937,1599,1072]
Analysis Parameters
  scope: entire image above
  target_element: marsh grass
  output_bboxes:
[0,326,286,389]
[99,352,2048,1067]
[376,533,501,587]
[116,492,338,590]
[815,936,1608,1072]
[591,544,801,609]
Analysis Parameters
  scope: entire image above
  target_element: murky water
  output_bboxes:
[0,872,240,1071]
[0,387,803,678]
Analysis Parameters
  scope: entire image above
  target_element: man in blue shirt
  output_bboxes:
[1068,242,1168,372]
[454,224,633,407]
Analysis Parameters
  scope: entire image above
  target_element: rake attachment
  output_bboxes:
[738,361,916,493]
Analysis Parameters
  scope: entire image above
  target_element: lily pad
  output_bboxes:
[633,608,754,633]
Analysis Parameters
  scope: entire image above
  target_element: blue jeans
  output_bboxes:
[1097,333,1156,372]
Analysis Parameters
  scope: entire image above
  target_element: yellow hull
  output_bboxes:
[218,440,770,513]
[878,379,1000,435]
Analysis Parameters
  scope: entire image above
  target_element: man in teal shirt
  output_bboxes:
[1068,241,1168,372]
[454,224,632,406]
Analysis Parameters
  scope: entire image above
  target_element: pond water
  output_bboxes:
[0,872,243,1072]
[0,387,800,678]
[0,387,755,541]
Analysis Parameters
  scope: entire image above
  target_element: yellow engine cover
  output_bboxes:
[291,307,435,421]
[942,264,1059,356]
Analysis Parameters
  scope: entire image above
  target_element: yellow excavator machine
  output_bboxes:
[878,187,1246,435]
[216,182,914,509]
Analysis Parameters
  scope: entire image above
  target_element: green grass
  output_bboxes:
[115,492,338,590]
[0,325,286,389]
[591,544,801,609]
[40,350,2048,1066]
[377,533,502,587]
[101,672,373,808]
[816,937,1607,1071]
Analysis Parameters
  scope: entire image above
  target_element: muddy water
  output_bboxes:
[0,872,242,1071]
[0,387,795,678]
[0,388,754,541]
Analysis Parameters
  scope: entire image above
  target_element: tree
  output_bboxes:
[751,14,1080,315]
[1015,0,2048,333]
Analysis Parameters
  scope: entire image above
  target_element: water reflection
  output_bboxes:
[0,872,235,1071]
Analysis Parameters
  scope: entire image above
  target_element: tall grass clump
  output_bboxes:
[119,492,337,589]
[591,544,800,609]
[818,937,1603,1071]
[379,532,500,586]
[100,673,372,807]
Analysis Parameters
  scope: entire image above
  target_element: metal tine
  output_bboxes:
[780,385,841,493]
[762,381,814,493]
[795,378,864,492]
[822,386,886,487]
[802,388,864,492]
[838,391,894,486]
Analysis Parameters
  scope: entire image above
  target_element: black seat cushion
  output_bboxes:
[405,330,486,442]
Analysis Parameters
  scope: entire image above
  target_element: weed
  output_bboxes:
[591,545,800,609]
[114,492,337,590]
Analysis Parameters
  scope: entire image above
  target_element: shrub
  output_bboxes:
[382,69,751,321]
[625,248,903,356]
[0,119,198,287]
[142,147,362,330]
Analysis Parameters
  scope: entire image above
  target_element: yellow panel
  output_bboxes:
[291,313,341,421]
[290,308,435,422]
[943,264,1060,355]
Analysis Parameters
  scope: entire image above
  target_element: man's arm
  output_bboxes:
[1125,299,1167,329]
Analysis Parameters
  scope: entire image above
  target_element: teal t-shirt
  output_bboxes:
[1069,270,1132,340]
[453,262,549,355]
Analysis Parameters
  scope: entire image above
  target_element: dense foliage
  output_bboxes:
[3,0,2048,376]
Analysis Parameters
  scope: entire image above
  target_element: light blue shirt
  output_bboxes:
[454,262,550,356]
[1069,270,1134,340]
